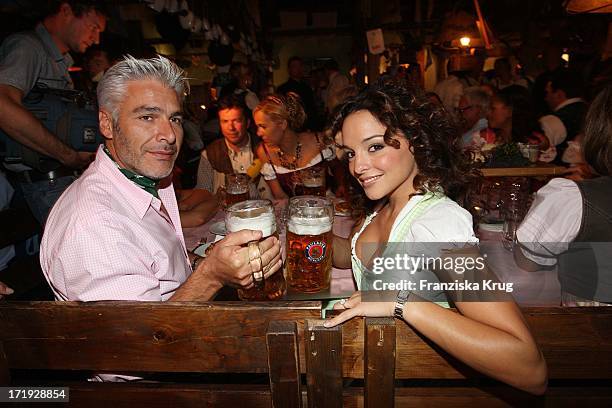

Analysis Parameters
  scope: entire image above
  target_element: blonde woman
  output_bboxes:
[253,93,347,199]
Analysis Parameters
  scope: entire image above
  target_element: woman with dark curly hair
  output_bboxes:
[324,83,547,395]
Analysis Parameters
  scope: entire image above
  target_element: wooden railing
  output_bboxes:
[1,302,611,407]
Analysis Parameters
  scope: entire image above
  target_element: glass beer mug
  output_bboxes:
[286,196,334,293]
[225,200,286,300]
[301,167,326,197]
[225,174,249,207]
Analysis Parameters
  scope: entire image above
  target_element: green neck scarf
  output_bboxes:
[103,145,160,199]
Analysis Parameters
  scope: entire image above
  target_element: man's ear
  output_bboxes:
[281,119,288,131]
[99,111,113,140]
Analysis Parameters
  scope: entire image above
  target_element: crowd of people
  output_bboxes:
[1,0,612,394]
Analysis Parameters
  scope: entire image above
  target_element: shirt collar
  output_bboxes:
[35,23,73,66]
[97,145,161,220]
[555,97,584,112]
[225,136,251,159]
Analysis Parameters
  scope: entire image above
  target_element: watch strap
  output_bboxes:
[394,290,410,320]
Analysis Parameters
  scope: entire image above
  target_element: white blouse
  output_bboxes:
[516,178,582,266]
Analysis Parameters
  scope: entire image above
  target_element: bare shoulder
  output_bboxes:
[300,131,325,154]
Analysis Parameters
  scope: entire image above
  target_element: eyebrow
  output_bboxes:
[132,106,183,117]
[336,134,385,149]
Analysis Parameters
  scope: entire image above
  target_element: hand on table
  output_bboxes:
[0,280,14,299]
[562,163,596,181]
[204,230,283,290]
[324,291,395,327]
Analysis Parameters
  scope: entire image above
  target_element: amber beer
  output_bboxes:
[301,167,326,197]
[286,196,334,293]
[225,200,286,301]
[225,174,249,207]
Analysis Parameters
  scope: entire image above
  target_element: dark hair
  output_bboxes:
[217,93,248,117]
[323,59,339,72]
[494,58,511,72]
[46,0,108,18]
[287,56,302,67]
[548,68,584,99]
[583,84,612,176]
[494,85,540,143]
[331,82,474,199]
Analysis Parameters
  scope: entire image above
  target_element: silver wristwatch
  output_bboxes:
[393,290,411,320]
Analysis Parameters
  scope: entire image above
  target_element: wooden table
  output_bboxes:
[480,164,566,177]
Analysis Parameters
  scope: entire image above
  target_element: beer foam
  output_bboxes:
[226,212,276,237]
[288,216,332,235]
[303,177,323,187]
[227,184,248,194]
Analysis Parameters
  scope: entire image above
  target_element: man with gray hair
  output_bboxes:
[40,55,282,302]
[457,86,491,148]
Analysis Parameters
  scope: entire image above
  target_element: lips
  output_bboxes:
[359,175,382,187]
[148,150,176,160]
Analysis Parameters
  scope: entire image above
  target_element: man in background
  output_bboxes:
[196,94,269,199]
[0,0,107,222]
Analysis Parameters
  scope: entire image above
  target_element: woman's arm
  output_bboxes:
[177,188,219,228]
[325,294,547,395]
[405,300,547,394]
[256,145,289,200]
[266,178,289,200]
[177,188,213,211]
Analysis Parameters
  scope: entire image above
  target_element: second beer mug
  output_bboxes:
[301,167,326,197]
[225,174,249,207]
[225,200,286,300]
[286,196,334,293]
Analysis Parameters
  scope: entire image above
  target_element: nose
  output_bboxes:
[257,127,264,138]
[92,30,100,45]
[352,151,369,175]
[157,119,179,145]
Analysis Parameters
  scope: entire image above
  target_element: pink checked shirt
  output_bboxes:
[40,145,191,301]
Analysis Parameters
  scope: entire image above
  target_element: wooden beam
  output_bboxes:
[267,320,302,408]
[364,318,396,408]
[305,319,343,408]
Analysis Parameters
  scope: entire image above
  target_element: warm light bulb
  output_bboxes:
[200,104,207,110]
[459,37,471,47]
[561,53,570,62]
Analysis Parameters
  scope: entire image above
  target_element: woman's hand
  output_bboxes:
[0,280,14,299]
[562,163,596,181]
[324,291,395,327]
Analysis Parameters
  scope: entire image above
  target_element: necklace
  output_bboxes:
[277,139,302,170]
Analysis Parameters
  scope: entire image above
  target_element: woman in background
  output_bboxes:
[253,93,347,199]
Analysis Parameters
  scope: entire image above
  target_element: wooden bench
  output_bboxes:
[0,301,320,407]
[310,306,612,407]
[1,302,611,407]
